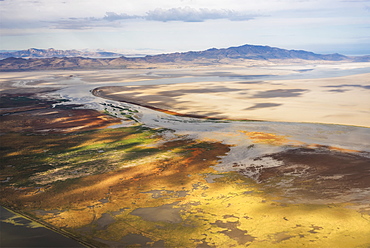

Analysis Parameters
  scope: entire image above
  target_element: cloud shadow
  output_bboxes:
[245,103,282,110]
[251,89,307,98]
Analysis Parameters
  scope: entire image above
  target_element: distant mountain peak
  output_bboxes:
[0,48,124,59]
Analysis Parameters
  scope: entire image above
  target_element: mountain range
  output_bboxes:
[1,44,369,71]
[0,48,124,59]
[139,44,350,62]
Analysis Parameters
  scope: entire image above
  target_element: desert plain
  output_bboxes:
[1,61,370,247]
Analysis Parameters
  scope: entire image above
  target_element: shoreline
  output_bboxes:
[92,88,261,122]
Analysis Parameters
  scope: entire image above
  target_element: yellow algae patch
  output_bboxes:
[240,131,302,146]
[1,215,44,229]
[80,172,370,248]
[182,178,370,248]
[46,209,96,228]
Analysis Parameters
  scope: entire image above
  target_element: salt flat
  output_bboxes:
[1,62,369,127]
[94,67,370,127]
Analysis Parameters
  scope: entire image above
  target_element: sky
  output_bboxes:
[0,0,370,55]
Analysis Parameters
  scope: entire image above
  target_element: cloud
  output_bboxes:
[46,7,256,30]
[341,0,370,2]
[49,19,95,30]
[49,17,122,30]
[101,7,256,23]
[103,12,139,21]
[145,7,255,22]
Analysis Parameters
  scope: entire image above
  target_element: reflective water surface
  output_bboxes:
[0,206,84,247]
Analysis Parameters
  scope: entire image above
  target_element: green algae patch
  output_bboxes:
[0,125,164,187]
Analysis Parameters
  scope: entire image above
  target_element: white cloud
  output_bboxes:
[103,12,139,21]
[341,0,370,2]
[49,19,102,30]
[44,7,256,30]
[145,7,255,22]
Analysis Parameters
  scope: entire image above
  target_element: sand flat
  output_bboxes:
[94,72,370,127]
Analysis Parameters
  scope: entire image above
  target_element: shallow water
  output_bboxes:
[0,206,84,247]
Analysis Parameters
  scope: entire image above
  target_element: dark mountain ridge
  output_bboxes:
[1,44,368,71]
